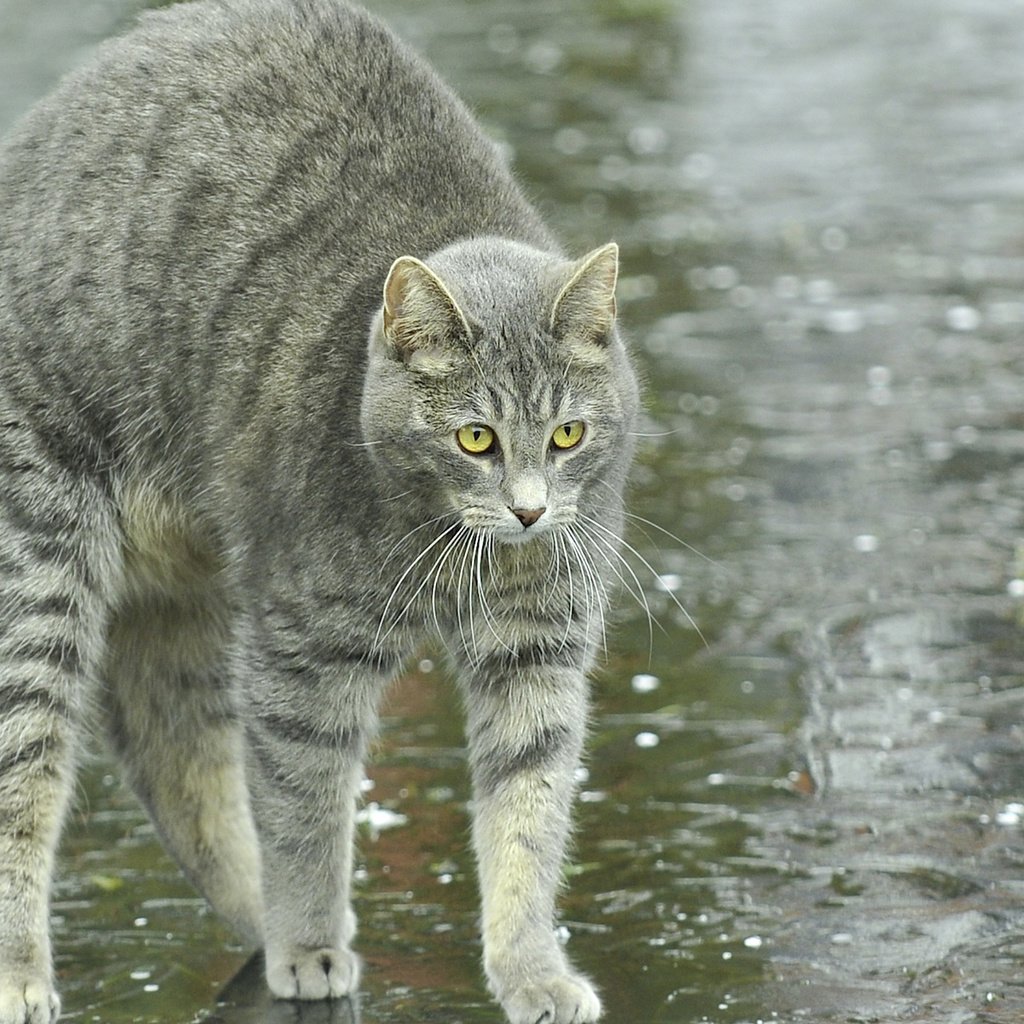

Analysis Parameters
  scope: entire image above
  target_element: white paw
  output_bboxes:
[501,973,602,1024]
[0,978,60,1024]
[266,945,361,1000]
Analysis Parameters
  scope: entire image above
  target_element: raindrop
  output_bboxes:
[143,985,159,994]
[830,932,854,945]
[524,40,563,75]
[743,935,764,949]
[946,305,981,331]
[628,124,668,156]
[655,573,682,593]
[1007,579,1024,598]
[707,772,726,786]
[418,658,435,673]
[356,803,408,831]
[129,970,151,981]
[680,151,715,181]
[556,925,572,944]
[133,918,148,928]
[925,440,954,462]
[824,308,864,334]
[805,278,836,304]
[554,127,588,156]
[853,534,879,553]
[867,365,892,388]
[631,673,661,693]
[708,265,739,290]
[635,731,660,748]
[996,807,1021,827]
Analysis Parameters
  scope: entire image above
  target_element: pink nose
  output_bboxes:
[511,506,546,528]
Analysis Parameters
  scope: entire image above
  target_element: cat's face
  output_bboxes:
[360,239,638,545]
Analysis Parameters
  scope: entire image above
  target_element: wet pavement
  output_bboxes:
[3,0,1024,1021]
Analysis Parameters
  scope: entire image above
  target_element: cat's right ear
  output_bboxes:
[381,256,472,362]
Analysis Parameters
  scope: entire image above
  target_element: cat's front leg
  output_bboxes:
[459,660,602,1024]
[243,645,386,1002]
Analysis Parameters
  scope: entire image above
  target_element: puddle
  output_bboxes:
[3,0,1024,1021]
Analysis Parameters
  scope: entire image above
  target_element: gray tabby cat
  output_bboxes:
[0,0,639,1021]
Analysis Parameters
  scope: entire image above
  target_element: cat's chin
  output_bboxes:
[492,524,553,547]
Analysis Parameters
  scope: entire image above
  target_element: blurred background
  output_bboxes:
[2,0,1024,1021]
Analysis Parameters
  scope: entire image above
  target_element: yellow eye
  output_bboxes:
[551,420,585,450]
[456,423,496,455]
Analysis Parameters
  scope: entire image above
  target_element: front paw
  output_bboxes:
[0,976,60,1024]
[501,973,602,1024]
[266,945,361,1000]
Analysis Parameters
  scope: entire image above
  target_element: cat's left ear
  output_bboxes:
[381,255,473,361]
[550,242,619,344]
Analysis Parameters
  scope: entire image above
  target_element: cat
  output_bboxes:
[0,1,639,1022]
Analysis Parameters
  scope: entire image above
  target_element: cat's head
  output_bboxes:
[360,237,639,544]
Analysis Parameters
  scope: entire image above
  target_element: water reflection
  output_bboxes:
[4,0,1024,1021]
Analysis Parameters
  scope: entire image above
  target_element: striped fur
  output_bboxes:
[0,2,639,1022]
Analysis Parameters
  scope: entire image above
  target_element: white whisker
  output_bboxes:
[578,512,708,650]
[429,525,469,642]
[591,480,718,566]
[373,520,462,653]
[455,529,478,659]
[562,526,609,659]
[378,512,456,575]
[573,521,654,657]
[475,532,513,657]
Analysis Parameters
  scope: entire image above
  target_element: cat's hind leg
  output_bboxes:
[0,418,115,1024]
[100,490,263,944]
